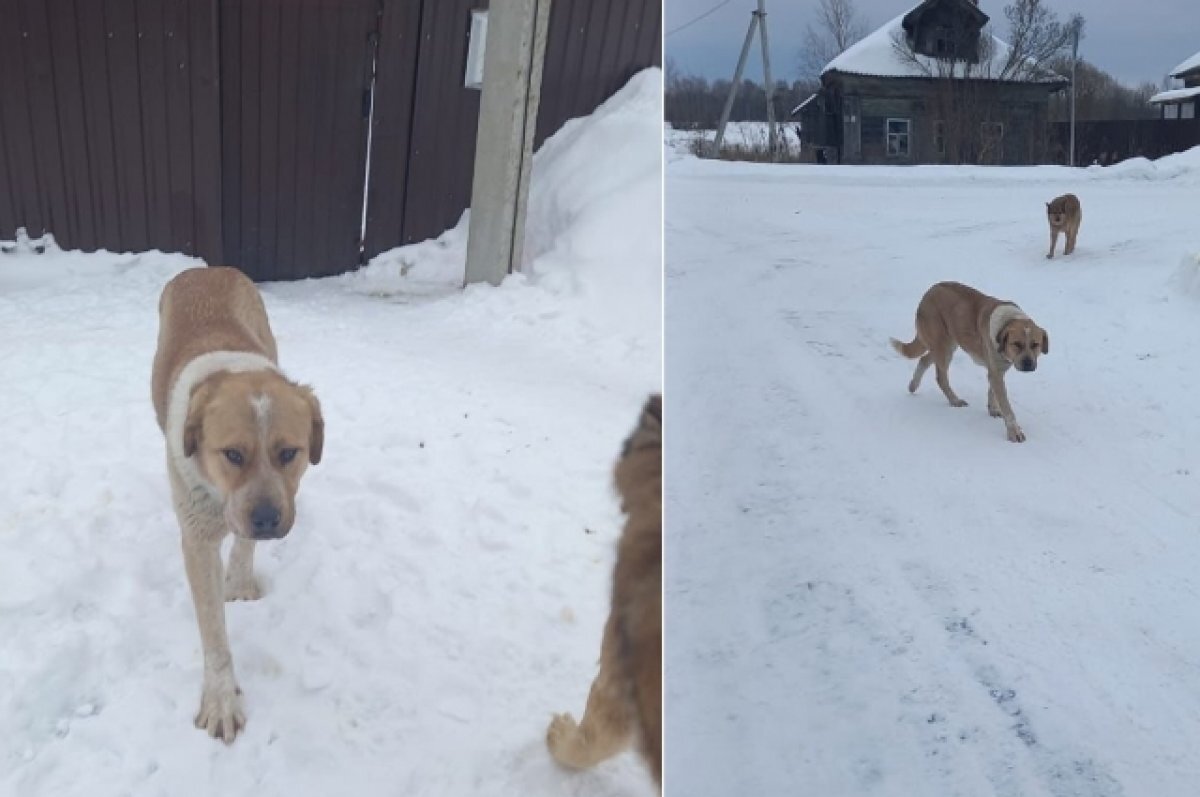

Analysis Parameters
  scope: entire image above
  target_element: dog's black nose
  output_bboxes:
[1021,358,1035,372]
[250,503,282,537]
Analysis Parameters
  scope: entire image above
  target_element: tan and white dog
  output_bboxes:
[890,281,1048,443]
[1046,193,1082,258]
[151,266,323,743]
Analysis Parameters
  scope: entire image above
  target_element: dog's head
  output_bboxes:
[183,370,324,540]
[996,319,1049,373]
[1046,199,1068,229]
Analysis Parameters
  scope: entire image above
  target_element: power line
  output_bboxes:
[666,0,738,38]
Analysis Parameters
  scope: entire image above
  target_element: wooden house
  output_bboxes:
[1149,50,1200,120]
[794,0,1066,165]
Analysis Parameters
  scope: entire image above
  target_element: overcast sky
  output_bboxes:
[665,0,1199,88]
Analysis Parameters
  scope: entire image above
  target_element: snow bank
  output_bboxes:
[346,68,663,364]
[1169,251,1200,299]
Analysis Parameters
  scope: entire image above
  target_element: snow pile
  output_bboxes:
[1170,252,1200,299]
[1088,145,1200,182]
[667,147,1200,795]
[346,68,662,365]
[0,71,661,796]
[824,11,1064,83]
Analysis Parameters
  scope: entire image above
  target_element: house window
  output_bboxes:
[933,26,955,56]
[1183,101,1196,119]
[981,122,1004,161]
[886,118,911,157]
[1165,104,1180,119]
[934,120,946,156]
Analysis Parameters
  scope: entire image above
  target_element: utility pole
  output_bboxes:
[711,14,758,156]
[711,1,779,159]
[1069,20,1080,167]
[758,0,778,155]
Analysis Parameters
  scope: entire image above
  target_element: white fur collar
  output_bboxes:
[988,303,1028,353]
[165,351,278,486]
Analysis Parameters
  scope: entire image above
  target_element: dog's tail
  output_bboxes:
[889,336,927,359]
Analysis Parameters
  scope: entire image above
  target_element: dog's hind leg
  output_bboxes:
[1065,226,1077,255]
[547,614,634,771]
[933,349,968,408]
[909,353,934,393]
[1047,229,1058,259]
[225,538,261,602]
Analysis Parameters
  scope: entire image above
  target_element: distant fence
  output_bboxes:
[0,0,660,280]
[1049,119,1200,166]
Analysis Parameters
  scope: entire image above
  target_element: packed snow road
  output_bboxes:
[665,148,1200,796]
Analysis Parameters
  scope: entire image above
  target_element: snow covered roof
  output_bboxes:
[822,10,1065,84]
[791,93,819,115]
[1149,86,1200,104]
[1171,50,1200,78]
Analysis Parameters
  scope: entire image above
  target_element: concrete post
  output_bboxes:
[712,14,759,157]
[464,0,551,287]
[756,0,778,157]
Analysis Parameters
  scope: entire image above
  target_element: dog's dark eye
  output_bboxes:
[1031,342,1040,350]
[1013,342,1024,351]
[279,448,300,465]
[223,449,245,467]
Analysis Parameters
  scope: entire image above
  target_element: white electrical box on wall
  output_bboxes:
[464,10,488,90]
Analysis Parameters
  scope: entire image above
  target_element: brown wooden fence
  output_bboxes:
[0,0,222,262]
[1049,118,1200,166]
[0,0,661,280]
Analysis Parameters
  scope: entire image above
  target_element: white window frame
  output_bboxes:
[1165,103,1180,120]
[886,117,911,158]
[1182,101,1196,120]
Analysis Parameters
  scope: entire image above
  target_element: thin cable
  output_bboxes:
[666,0,738,38]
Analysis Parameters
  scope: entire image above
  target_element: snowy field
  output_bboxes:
[0,70,661,797]
[666,121,804,158]
[666,147,1200,795]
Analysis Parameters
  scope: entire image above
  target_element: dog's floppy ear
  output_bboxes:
[183,380,217,458]
[299,385,324,465]
[1040,328,1050,355]
[1045,201,1052,209]
[996,327,1008,352]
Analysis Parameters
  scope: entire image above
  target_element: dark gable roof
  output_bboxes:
[901,0,989,37]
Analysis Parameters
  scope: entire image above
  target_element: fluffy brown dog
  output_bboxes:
[891,282,1048,443]
[1046,193,1082,258]
[152,266,324,743]
[547,395,662,784]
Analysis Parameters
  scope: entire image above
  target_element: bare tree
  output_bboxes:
[887,1,1084,163]
[1000,0,1083,80]
[798,0,869,82]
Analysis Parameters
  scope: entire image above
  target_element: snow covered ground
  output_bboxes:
[666,147,1200,795]
[0,70,660,797]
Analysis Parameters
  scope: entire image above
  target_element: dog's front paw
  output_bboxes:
[224,574,262,602]
[196,674,246,743]
[546,712,586,767]
[950,399,968,408]
[989,406,1002,418]
[1006,425,1026,443]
